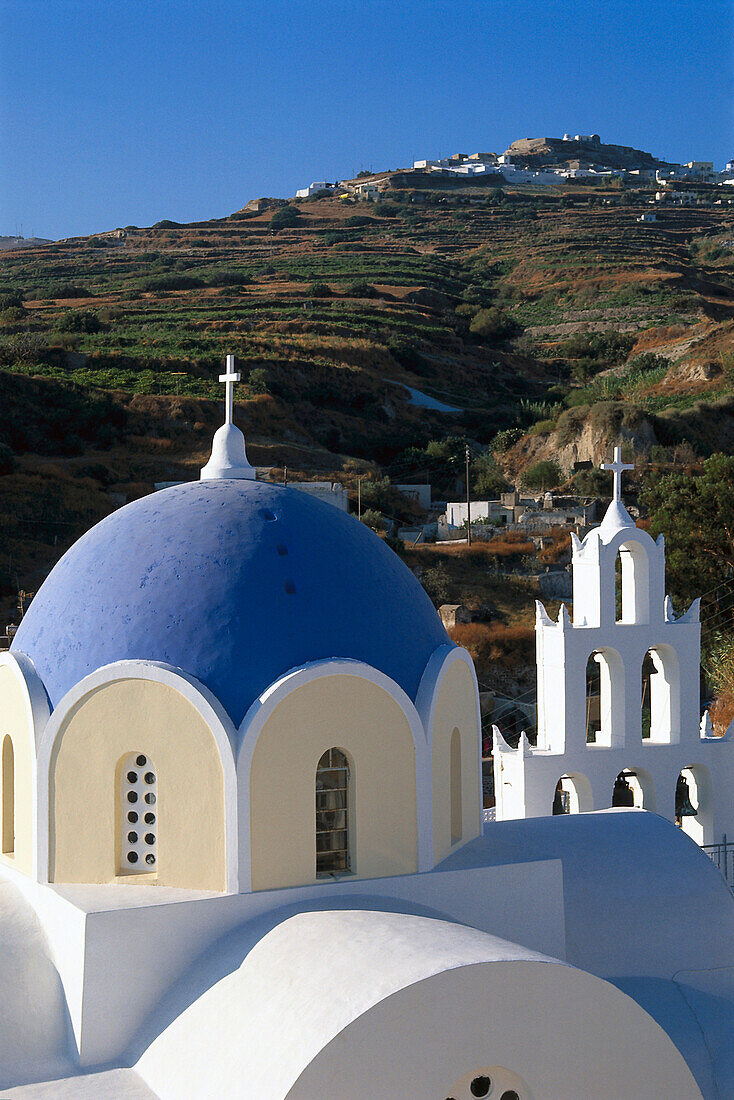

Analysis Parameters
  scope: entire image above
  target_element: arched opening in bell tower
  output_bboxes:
[641,646,679,743]
[615,541,651,625]
[586,649,624,746]
[612,767,656,810]
[552,773,593,815]
[676,765,713,846]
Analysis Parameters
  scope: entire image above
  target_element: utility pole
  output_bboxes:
[357,474,367,520]
[465,445,472,546]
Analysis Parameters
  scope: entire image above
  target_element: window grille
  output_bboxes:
[120,753,158,874]
[316,748,350,876]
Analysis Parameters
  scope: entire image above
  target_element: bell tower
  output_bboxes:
[492,448,734,839]
[535,449,699,754]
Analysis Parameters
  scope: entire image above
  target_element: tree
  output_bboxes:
[641,454,734,608]
[269,205,300,231]
[360,508,385,531]
[572,467,610,497]
[472,452,510,498]
[247,368,269,395]
[469,307,517,340]
[307,282,332,298]
[523,460,562,491]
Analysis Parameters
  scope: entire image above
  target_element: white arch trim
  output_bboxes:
[415,644,482,835]
[0,651,51,752]
[36,660,238,891]
[237,659,432,891]
[0,652,50,878]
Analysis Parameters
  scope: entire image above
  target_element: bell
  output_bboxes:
[612,773,635,807]
[675,775,698,819]
[552,787,568,815]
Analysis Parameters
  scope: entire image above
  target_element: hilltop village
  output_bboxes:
[296,133,732,203]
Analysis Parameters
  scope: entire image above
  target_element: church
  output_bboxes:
[0,359,733,1099]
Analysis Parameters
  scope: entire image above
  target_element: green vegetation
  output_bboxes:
[522,460,563,490]
[642,454,734,609]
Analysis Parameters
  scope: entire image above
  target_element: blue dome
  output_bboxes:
[12,480,450,725]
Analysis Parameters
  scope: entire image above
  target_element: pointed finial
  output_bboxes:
[601,446,634,504]
[200,353,256,480]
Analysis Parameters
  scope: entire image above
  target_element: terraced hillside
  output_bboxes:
[0,182,732,620]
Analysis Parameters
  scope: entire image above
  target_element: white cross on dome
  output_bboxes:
[601,445,634,503]
[219,354,241,425]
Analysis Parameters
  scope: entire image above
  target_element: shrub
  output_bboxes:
[248,367,269,395]
[269,205,301,230]
[491,427,523,453]
[57,309,104,333]
[528,418,557,436]
[0,291,24,310]
[0,305,26,323]
[344,280,377,298]
[469,307,517,340]
[522,460,562,490]
[555,405,590,446]
[421,562,451,603]
[208,270,252,287]
[360,508,385,531]
[50,283,94,299]
[308,282,332,298]
[143,274,205,292]
[473,452,510,496]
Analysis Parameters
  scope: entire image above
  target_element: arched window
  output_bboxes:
[316,748,350,876]
[450,728,462,845]
[120,753,158,874]
[2,736,14,856]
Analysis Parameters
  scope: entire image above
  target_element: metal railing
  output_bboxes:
[702,836,734,889]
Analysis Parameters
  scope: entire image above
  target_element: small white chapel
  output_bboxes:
[0,360,733,1099]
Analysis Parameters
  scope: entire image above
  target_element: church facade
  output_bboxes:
[0,373,732,1099]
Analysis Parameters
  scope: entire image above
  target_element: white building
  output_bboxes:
[395,483,432,509]
[494,449,734,851]
[294,181,335,198]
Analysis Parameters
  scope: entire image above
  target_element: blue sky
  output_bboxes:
[1,0,731,239]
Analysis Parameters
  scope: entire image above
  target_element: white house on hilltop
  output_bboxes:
[494,448,734,851]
